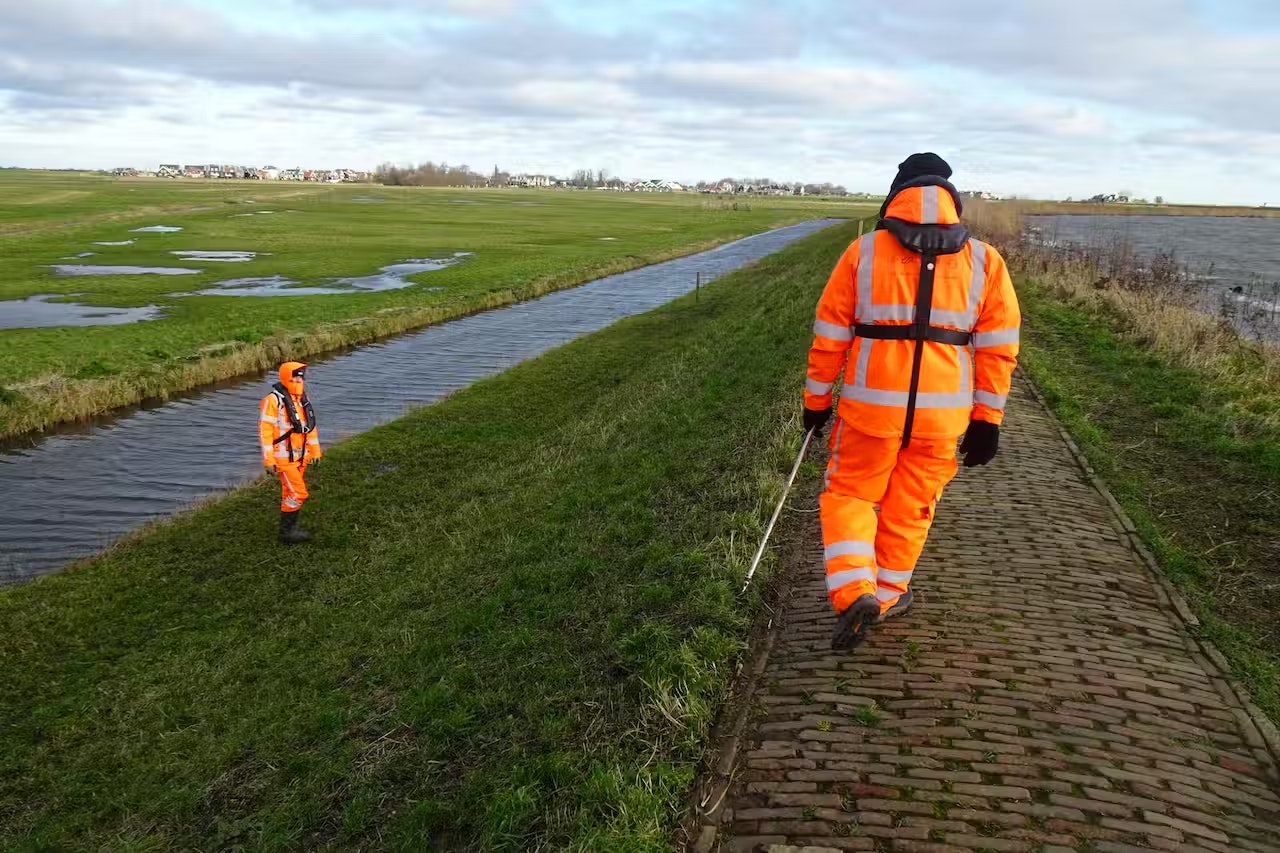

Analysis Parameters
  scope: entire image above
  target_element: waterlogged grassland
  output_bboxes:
[0,220,858,850]
[0,171,871,437]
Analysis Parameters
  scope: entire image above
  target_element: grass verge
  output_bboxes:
[0,219,858,850]
[965,200,1280,725]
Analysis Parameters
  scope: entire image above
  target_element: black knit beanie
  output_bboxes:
[889,152,952,195]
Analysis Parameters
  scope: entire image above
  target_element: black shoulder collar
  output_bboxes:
[879,218,971,255]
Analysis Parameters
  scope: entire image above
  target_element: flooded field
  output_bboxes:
[0,294,163,329]
[0,219,841,581]
[170,250,268,262]
[0,174,874,438]
[181,256,466,297]
[49,264,201,277]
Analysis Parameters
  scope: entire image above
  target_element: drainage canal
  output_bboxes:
[0,220,842,582]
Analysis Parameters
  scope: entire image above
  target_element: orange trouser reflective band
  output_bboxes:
[820,420,958,614]
[278,462,309,512]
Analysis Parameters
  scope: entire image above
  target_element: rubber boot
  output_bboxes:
[875,589,913,624]
[832,594,880,651]
[278,509,312,544]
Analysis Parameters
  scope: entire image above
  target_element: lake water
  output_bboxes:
[1028,214,1280,337]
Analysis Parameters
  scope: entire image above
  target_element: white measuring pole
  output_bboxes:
[742,428,815,593]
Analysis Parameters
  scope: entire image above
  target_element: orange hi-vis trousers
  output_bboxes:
[821,419,959,615]
[278,461,310,513]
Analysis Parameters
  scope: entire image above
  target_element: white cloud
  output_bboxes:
[1,0,1279,202]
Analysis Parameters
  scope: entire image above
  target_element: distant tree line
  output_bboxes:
[374,161,853,195]
[375,161,498,187]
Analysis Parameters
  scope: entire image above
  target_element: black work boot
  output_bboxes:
[875,589,913,624]
[832,594,881,651]
[278,509,312,544]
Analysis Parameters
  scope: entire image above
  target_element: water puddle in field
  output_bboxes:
[130,226,184,233]
[0,219,843,581]
[0,294,163,329]
[61,252,98,259]
[179,257,465,297]
[599,237,618,241]
[93,240,135,246]
[170,251,267,263]
[512,201,544,206]
[49,264,202,277]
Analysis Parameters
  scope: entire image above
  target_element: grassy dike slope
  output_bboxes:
[0,220,856,850]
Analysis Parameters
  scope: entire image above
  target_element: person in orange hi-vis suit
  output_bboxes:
[259,361,322,544]
[802,153,1020,650]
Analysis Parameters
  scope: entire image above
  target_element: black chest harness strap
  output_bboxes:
[270,383,316,463]
[852,254,974,449]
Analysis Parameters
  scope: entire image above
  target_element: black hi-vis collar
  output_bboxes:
[877,175,970,256]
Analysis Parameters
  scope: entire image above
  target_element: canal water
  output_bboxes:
[0,219,843,583]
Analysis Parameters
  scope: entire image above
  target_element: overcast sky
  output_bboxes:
[3,0,1279,204]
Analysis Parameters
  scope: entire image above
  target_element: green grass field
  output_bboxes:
[0,171,870,438]
[0,218,859,850]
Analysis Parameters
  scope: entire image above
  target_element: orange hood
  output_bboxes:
[279,361,307,397]
[883,183,961,225]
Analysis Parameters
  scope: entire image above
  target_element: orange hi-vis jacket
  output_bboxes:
[804,180,1021,442]
[259,384,321,468]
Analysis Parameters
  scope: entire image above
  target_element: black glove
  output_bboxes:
[803,406,832,435]
[959,419,1000,467]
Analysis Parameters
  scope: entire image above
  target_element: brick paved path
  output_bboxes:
[697,375,1280,853]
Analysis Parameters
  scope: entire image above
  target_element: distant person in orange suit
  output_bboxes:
[803,153,1021,650]
[259,361,322,544]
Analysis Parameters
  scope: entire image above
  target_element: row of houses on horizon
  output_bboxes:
[109,165,373,182]
[100,164,1007,200]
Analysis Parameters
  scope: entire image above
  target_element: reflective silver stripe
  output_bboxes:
[855,233,876,322]
[973,327,1020,348]
[260,445,274,455]
[260,415,276,423]
[930,308,971,328]
[824,418,844,488]
[861,303,914,322]
[878,567,913,585]
[853,337,873,389]
[966,239,987,328]
[844,385,974,409]
[813,319,852,341]
[825,567,875,593]
[876,586,901,602]
[921,185,939,224]
[824,540,875,561]
[806,377,834,396]
[957,345,971,397]
[973,390,1008,409]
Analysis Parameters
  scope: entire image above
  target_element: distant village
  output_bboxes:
[101,163,1008,201]
[108,163,861,196]
[109,165,374,182]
